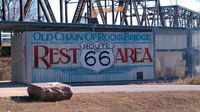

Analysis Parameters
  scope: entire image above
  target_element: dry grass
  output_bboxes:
[0,92,200,112]
[173,76,200,85]
[0,57,11,81]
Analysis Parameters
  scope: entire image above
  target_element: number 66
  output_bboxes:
[85,51,111,66]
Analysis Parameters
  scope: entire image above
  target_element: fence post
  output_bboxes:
[186,28,193,77]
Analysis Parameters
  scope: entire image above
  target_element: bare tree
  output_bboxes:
[170,0,183,5]
[0,0,36,21]
[8,0,20,20]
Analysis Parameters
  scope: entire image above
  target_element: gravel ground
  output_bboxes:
[1,92,200,112]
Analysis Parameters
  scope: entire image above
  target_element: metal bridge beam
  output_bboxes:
[0,0,199,28]
[19,0,24,21]
[2,0,6,20]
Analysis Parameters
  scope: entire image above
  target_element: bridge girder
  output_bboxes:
[0,0,199,28]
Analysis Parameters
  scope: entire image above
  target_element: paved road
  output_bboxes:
[0,88,28,97]
[72,85,200,93]
[0,81,200,97]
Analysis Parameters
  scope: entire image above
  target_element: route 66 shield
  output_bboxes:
[80,42,115,73]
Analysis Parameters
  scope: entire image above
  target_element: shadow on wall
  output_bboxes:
[192,51,200,75]
[156,52,186,79]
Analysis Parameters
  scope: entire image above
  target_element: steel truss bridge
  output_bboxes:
[0,0,200,28]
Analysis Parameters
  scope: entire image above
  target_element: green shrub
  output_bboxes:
[0,47,11,57]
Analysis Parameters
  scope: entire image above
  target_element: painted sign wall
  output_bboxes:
[16,31,154,83]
